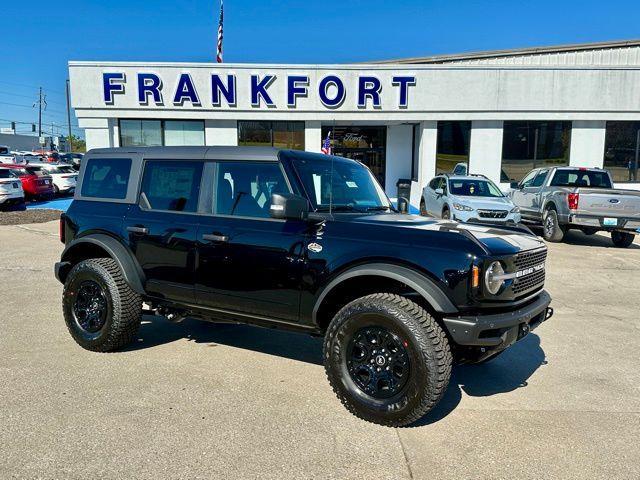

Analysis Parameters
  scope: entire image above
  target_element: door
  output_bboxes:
[511,169,540,218]
[123,159,204,303]
[195,160,306,321]
[425,176,444,215]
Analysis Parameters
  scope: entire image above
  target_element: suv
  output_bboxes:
[55,147,553,427]
[421,174,521,224]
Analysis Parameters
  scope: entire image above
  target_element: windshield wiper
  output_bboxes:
[316,205,365,213]
[365,205,392,212]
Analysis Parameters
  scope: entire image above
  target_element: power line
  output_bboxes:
[0,100,67,115]
[0,90,67,107]
[0,80,66,97]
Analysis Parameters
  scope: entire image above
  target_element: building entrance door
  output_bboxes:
[322,126,387,188]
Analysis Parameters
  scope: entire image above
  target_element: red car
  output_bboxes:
[32,150,60,163]
[0,163,55,200]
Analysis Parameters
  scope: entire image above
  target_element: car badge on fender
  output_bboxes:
[308,242,323,253]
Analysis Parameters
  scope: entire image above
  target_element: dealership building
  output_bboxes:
[69,39,640,206]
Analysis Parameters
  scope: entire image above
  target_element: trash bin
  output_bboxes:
[396,178,412,213]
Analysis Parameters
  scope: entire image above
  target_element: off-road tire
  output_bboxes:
[543,208,565,242]
[442,207,451,220]
[611,231,635,248]
[63,258,142,352]
[323,293,452,427]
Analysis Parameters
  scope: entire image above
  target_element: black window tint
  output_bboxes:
[215,162,289,218]
[428,178,438,189]
[140,160,203,212]
[550,169,612,188]
[81,158,131,199]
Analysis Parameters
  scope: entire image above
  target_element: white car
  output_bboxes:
[31,163,78,195]
[0,167,25,209]
[421,174,521,224]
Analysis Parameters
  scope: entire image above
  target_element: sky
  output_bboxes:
[2,0,639,139]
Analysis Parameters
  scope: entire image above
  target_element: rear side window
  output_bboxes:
[81,158,132,199]
[214,161,289,218]
[550,169,613,188]
[140,160,203,212]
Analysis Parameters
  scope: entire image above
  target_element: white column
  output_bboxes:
[304,121,322,153]
[410,121,437,209]
[205,120,237,145]
[110,119,120,147]
[468,120,504,185]
[569,121,606,168]
[385,124,413,197]
[84,129,112,150]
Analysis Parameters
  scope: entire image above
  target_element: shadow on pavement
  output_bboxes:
[412,333,547,427]
[126,315,324,365]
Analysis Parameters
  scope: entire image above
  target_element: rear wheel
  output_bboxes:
[324,293,452,427]
[611,231,635,248]
[63,258,142,352]
[543,209,565,242]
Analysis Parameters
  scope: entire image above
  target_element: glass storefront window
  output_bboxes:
[436,121,471,175]
[321,126,387,188]
[119,120,204,147]
[119,120,162,147]
[603,121,640,182]
[238,121,304,149]
[501,121,571,182]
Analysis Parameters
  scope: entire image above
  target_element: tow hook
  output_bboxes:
[545,307,554,321]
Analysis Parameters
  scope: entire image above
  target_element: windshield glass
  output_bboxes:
[24,167,48,177]
[12,168,29,177]
[292,155,391,212]
[56,165,75,174]
[0,169,16,179]
[449,179,504,197]
[550,169,613,188]
[0,147,9,155]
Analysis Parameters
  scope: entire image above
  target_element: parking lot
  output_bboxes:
[1,220,639,479]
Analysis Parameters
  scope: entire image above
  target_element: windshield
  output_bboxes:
[550,169,613,188]
[0,147,9,155]
[292,155,391,212]
[0,169,16,179]
[56,165,75,174]
[24,167,48,177]
[12,168,29,177]
[449,179,504,197]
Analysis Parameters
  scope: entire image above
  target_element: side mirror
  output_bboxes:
[397,197,409,214]
[435,187,444,196]
[510,181,520,189]
[270,193,309,221]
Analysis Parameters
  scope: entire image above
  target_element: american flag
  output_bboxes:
[321,131,332,154]
[216,1,224,63]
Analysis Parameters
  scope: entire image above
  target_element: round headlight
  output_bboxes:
[485,261,505,295]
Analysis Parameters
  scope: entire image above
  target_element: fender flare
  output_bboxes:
[311,263,458,324]
[59,234,146,294]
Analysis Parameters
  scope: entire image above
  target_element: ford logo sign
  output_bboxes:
[609,199,620,204]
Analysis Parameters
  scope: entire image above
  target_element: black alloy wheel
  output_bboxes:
[347,326,411,399]
[72,280,108,333]
[542,209,565,242]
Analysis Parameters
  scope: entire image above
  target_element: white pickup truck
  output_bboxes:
[508,167,640,247]
[0,145,15,163]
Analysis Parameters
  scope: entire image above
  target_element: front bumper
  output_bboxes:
[453,211,521,224]
[443,290,552,348]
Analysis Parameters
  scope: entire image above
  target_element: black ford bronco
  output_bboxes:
[55,147,553,426]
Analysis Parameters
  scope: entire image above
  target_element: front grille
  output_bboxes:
[511,248,547,295]
[478,209,508,219]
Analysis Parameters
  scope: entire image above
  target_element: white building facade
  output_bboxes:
[69,40,640,207]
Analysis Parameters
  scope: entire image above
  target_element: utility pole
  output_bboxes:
[66,79,72,152]
[37,87,43,137]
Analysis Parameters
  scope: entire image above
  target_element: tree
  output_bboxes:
[66,134,86,153]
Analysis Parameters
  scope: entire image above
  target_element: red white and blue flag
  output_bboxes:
[321,131,332,154]
[216,1,224,63]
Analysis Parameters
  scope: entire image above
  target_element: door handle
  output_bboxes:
[127,226,148,234]
[203,233,229,242]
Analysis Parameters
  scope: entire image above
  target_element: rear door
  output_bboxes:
[195,160,306,321]
[122,158,204,304]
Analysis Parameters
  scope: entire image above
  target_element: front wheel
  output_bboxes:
[543,209,565,242]
[611,231,635,248]
[63,258,142,352]
[442,208,451,220]
[323,293,452,427]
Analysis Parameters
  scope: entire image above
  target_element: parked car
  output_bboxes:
[0,164,54,200]
[59,152,83,171]
[450,162,511,183]
[35,163,78,195]
[508,166,640,247]
[0,145,15,163]
[32,149,60,163]
[421,174,522,224]
[0,167,25,210]
[55,146,553,427]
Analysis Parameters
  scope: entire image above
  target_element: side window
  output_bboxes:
[530,169,549,188]
[520,170,539,188]
[81,158,131,199]
[442,178,448,195]
[428,178,438,189]
[214,162,289,218]
[139,160,203,212]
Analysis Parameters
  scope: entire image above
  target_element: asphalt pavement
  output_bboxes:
[0,221,638,479]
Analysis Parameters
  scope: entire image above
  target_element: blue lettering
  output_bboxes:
[391,76,416,108]
[251,75,276,107]
[358,76,381,109]
[287,75,309,107]
[137,73,163,105]
[211,74,236,107]
[103,72,125,104]
[173,73,201,106]
[318,76,345,109]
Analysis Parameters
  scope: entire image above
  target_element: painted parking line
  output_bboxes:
[26,197,73,212]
